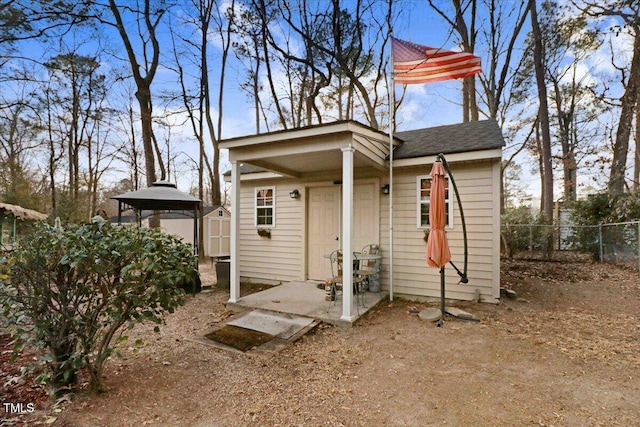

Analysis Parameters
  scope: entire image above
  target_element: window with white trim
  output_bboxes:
[417,175,453,228]
[255,187,275,227]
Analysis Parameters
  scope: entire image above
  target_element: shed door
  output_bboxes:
[307,186,340,280]
[208,212,230,257]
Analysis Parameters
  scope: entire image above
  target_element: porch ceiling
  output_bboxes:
[241,149,381,178]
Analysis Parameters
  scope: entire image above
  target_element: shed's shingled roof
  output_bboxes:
[393,119,504,159]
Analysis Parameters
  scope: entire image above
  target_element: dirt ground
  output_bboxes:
[2,258,640,427]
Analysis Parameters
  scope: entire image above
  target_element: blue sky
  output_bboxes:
[156,1,488,189]
[8,1,633,203]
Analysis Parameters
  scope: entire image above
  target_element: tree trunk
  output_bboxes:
[135,87,158,188]
[609,29,640,195]
[530,0,554,257]
[108,0,164,227]
[256,0,288,129]
[553,77,577,203]
[635,92,640,193]
[211,0,234,207]
[449,0,478,122]
[47,101,57,211]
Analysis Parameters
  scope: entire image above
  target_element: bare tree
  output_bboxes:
[608,27,640,195]
[477,0,531,121]
[98,0,170,226]
[538,1,604,202]
[168,0,234,256]
[530,0,554,227]
[84,112,114,218]
[209,0,232,206]
[0,95,42,208]
[232,5,267,133]
[249,0,393,130]
[574,0,640,195]
[112,85,143,192]
[172,0,234,199]
[428,0,480,122]
[45,51,106,219]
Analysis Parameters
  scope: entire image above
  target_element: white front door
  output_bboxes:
[308,186,340,280]
[307,181,379,280]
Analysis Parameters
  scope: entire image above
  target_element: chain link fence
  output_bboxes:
[501,221,640,271]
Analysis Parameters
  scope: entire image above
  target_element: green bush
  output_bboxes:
[570,194,608,260]
[570,193,640,260]
[0,217,196,395]
[501,206,547,257]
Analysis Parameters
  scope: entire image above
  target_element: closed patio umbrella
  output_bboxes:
[425,160,451,326]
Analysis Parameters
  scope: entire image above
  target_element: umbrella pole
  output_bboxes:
[438,267,445,327]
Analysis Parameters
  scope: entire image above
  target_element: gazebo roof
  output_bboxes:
[0,203,48,221]
[112,181,201,211]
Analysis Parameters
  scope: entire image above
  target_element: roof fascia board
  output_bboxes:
[352,137,387,170]
[392,148,503,168]
[353,135,388,160]
[350,124,398,145]
[220,121,394,149]
[220,121,355,149]
[228,137,349,162]
[223,171,284,182]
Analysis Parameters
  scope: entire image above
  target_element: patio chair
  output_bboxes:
[327,249,366,314]
[354,244,381,293]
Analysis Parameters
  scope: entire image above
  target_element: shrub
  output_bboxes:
[501,206,547,257]
[0,216,195,395]
[570,193,640,260]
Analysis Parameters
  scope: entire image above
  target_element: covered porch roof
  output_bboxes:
[220,120,397,180]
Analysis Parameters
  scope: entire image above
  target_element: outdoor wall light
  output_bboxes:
[381,184,390,195]
[289,189,300,199]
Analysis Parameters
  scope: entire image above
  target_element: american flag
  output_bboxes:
[392,37,482,85]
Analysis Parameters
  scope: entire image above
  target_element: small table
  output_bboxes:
[353,252,382,261]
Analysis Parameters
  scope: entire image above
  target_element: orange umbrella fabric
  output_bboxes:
[425,161,451,268]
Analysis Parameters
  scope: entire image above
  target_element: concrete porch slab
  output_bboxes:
[227,280,386,326]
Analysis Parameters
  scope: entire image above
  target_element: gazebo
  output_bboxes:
[0,203,48,251]
[111,181,202,256]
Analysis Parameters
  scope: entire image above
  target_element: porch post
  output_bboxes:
[341,146,355,322]
[229,160,241,303]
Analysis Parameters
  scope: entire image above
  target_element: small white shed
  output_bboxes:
[221,119,505,322]
[154,206,231,258]
[204,206,231,258]
[110,204,230,258]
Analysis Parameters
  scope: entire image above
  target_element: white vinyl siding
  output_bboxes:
[240,181,304,282]
[236,159,501,302]
[379,160,500,303]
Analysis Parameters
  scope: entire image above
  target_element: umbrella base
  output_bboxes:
[418,308,442,322]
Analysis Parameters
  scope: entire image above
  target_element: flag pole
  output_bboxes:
[388,36,395,301]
